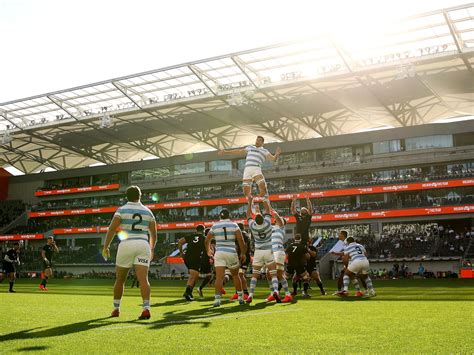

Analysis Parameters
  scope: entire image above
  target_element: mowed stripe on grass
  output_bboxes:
[0,279,473,353]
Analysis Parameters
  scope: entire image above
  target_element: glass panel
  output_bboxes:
[209,160,232,172]
[174,162,205,175]
[405,135,453,150]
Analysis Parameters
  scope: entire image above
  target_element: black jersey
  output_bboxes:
[286,242,308,266]
[294,213,312,243]
[4,248,18,264]
[43,244,55,261]
[184,233,206,260]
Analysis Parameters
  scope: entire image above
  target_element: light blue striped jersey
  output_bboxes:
[210,219,240,254]
[248,214,273,250]
[271,225,285,252]
[245,145,270,168]
[344,243,368,263]
[113,201,155,241]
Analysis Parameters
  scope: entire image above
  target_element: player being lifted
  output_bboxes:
[246,197,281,303]
[338,236,376,297]
[178,224,207,301]
[1,242,21,293]
[102,186,157,319]
[40,236,59,291]
[205,208,247,307]
[218,136,281,205]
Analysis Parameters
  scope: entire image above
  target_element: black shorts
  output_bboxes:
[306,264,318,273]
[184,257,201,272]
[42,260,53,270]
[199,255,212,275]
[2,262,15,274]
[287,264,306,276]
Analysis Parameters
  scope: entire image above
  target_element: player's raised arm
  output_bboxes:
[102,215,121,259]
[290,195,297,215]
[274,210,284,228]
[305,194,313,214]
[149,219,157,261]
[266,147,281,161]
[218,148,247,157]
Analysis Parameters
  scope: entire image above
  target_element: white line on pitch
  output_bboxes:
[99,308,301,331]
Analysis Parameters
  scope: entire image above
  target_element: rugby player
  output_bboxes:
[102,186,157,319]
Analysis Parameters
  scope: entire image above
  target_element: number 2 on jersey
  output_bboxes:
[132,213,143,231]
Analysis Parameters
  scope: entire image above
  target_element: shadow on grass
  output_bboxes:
[16,345,50,352]
[0,317,112,342]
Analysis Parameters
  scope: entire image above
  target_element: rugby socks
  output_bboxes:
[317,280,325,294]
[267,278,273,292]
[343,275,350,292]
[199,275,211,290]
[280,278,291,295]
[40,276,48,287]
[352,279,361,291]
[303,281,309,293]
[292,281,298,294]
[9,281,14,292]
[185,285,193,295]
[338,273,344,291]
[365,276,374,290]
[249,277,258,298]
[360,277,368,290]
[142,300,150,311]
[271,276,279,293]
[237,290,243,301]
[113,299,122,310]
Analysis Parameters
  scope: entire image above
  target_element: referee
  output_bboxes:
[291,194,313,244]
[2,242,21,293]
[40,236,59,291]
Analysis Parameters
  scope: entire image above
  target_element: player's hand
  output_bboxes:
[275,147,281,156]
[291,194,297,201]
[102,247,110,259]
[208,250,214,258]
[239,254,246,264]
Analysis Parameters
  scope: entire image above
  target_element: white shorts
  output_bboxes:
[273,251,286,266]
[116,239,151,268]
[214,251,240,269]
[243,166,263,181]
[347,259,370,275]
[252,249,274,268]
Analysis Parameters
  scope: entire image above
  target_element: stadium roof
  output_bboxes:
[1,4,473,174]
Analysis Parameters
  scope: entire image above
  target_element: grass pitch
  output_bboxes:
[0,278,473,354]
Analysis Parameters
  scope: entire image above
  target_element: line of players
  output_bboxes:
[178,196,329,307]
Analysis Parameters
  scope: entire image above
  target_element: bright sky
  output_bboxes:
[0,0,468,103]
